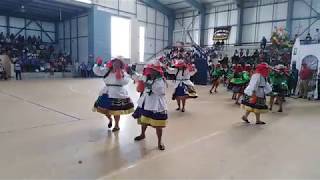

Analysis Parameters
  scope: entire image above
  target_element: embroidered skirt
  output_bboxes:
[93,94,134,115]
[241,94,268,113]
[172,83,198,99]
[132,107,168,127]
[270,84,287,97]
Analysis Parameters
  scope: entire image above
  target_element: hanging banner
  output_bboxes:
[212,26,232,41]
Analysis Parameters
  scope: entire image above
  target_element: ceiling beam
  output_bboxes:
[165,1,186,6]
[32,0,87,12]
[184,0,205,12]
[139,0,174,16]
[51,0,92,8]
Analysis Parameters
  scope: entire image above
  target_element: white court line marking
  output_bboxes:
[68,84,82,94]
[97,131,224,180]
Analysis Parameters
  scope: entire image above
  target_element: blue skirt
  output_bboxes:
[172,83,198,99]
[93,94,134,115]
[132,107,168,127]
[175,83,188,97]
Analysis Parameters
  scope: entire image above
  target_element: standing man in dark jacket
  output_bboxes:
[288,62,299,96]
[261,36,267,49]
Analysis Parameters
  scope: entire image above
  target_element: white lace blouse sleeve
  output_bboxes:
[131,72,144,81]
[244,74,260,96]
[166,67,177,74]
[118,73,131,86]
[93,64,109,77]
[188,68,197,76]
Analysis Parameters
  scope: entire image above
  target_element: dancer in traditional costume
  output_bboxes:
[269,64,289,112]
[230,64,250,104]
[241,63,272,124]
[209,63,224,94]
[167,60,197,112]
[226,64,236,91]
[244,64,253,76]
[132,63,168,150]
[92,57,134,132]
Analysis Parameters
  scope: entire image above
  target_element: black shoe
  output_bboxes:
[112,127,120,132]
[242,116,250,123]
[134,135,145,141]
[256,121,266,125]
[107,121,112,128]
[158,144,165,151]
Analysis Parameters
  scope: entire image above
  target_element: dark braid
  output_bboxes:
[103,67,112,78]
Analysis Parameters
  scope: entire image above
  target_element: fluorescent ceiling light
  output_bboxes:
[73,0,92,4]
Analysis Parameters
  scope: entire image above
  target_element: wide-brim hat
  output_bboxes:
[144,64,164,76]
[106,57,125,69]
[174,60,187,68]
[275,64,285,70]
[256,63,269,77]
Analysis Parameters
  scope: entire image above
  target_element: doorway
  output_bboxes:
[139,26,145,62]
[111,16,131,58]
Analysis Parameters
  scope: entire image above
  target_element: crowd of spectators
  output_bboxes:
[0,31,72,74]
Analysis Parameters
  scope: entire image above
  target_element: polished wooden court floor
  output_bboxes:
[0,79,319,179]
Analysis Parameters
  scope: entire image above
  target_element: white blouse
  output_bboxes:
[244,73,272,98]
[167,67,197,88]
[93,64,131,99]
[132,73,167,112]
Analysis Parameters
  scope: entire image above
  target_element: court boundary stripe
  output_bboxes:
[0,90,81,121]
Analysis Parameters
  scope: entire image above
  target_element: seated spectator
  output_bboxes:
[306,33,312,44]
[316,29,320,43]
[9,33,15,43]
[79,62,87,78]
[215,41,221,47]
[252,49,259,64]
[37,36,41,43]
[32,35,37,45]
[27,35,32,44]
[219,54,229,67]
[87,62,93,77]
[232,49,240,64]
[5,33,10,43]
[260,36,267,49]
[0,32,4,43]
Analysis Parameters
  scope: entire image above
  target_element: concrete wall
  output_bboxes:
[58,14,89,64]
